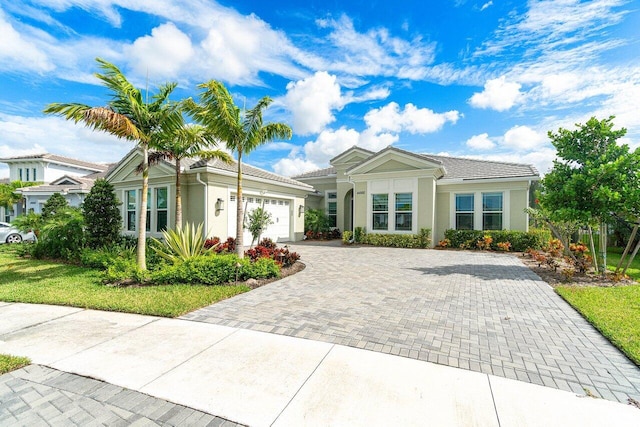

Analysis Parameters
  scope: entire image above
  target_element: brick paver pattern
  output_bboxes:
[183,242,640,404]
[0,365,243,427]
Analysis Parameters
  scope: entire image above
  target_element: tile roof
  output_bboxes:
[291,166,336,179]
[294,147,539,181]
[0,178,9,184]
[423,154,539,180]
[190,158,314,190]
[0,153,108,172]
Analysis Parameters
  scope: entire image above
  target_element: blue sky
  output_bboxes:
[1,0,639,179]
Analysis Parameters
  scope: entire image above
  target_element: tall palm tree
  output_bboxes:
[43,58,179,270]
[185,80,292,257]
[139,114,232,228]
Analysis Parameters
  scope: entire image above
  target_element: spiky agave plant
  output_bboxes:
[150,222,210,264]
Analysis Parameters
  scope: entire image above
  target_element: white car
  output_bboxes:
[0,221,37,244]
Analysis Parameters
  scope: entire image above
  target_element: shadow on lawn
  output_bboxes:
[0,258,98,286]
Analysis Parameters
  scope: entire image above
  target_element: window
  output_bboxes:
[33,168,37,181]
[395,193,412,231]
[156,187,168,232]
[328,192,337,200]
[25,169,29,181]
[327,192,337,228]
[372,194,388,230]
[126,190,136,231]
[483,192,503,230]
[145,190,151,232]
[455,194,474,230]
[18,168,22,181]
[248,197,254,203]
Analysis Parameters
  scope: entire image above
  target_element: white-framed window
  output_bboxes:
[455,194,474,230]
[395,193,412,231]
[126,190,136,231]
[372,194,389,230]
[25,169,29,181]
[327,191,337,228]
[33,168,37,181]
[156,187,168,232]
[482,192,503,230]
[18,168,22,181]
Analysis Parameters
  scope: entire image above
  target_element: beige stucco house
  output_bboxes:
[106,149,313,243]
[294,146,539,245]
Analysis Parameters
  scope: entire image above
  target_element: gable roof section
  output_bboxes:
[330,146,375,165]
[425,154,539,181]
[347,146,444,175]
[190,158,314,191]
[0,153,108,172]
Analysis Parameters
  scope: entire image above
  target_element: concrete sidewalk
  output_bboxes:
[1,302,639,426]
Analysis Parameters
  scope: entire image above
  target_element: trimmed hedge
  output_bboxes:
[357,228,432,248]
[150,254,280,286]
[443,228,550,252]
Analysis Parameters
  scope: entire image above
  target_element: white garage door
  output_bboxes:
[228,194,291,244]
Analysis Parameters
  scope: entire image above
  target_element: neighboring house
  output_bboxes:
[106,149,314,243]
[0,154,108,220]
[294,146,540,245]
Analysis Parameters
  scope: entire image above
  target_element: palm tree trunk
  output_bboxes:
[175,158,182,229]
[137,146,148,270]
[236,149,244,258]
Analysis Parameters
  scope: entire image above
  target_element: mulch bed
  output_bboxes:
[514,252,634,288]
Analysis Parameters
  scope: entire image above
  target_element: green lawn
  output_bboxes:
[556,285,640,365]
[0,247,249,317]
[606,247,640,281]
[0,354,30,374]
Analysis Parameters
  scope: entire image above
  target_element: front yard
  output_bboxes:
[0,247,249,317]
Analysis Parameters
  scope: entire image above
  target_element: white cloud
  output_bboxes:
[283,72,343,135]
[124,23,194,80]
[469,76,522,111]
[480,1,493,11]
[466,133,495,150]
[365,102,460,134]
[0,9,53,73]
[0,113,131,167]
[272,158,320,177]
[502,125,546,151]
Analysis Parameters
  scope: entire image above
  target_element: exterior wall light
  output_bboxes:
[298,204,304,217]
[216,198,224,212]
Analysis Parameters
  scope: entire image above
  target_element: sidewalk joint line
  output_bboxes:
[0,306,86,339]
[138,325,241,390]
[487,375,502,427]
[270,343,335,427]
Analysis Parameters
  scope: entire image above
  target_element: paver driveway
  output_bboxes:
[183,242,640,404]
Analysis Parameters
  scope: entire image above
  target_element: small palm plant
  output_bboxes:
[150,222,210,264]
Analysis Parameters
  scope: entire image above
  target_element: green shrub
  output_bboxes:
[239,256,280,280]
[305,209,330,233]
[354,227,365,243]
[361,230,431,248]
[151,254,280,286]
[32,207,85,261]
[103,256,148,284]
[41,192,68,222]
[342,230,353,243]
[443,228,551,252]
[82,179,122,249]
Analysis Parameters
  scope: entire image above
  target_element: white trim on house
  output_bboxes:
[366,177,418,234]
[438,176,541,185]
[195,166,313,193]
[449,190,510,231]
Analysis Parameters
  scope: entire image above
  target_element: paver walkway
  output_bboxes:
[183,242,640,404]
[0,365,242,426]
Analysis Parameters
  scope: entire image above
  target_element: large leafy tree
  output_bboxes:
[185,81,292,257]
[44,58,180,270]
[540,116,640,272]
[139,112,232,228]
[41,193,68,222]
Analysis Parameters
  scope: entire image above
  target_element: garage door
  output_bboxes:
[228,194,291,244]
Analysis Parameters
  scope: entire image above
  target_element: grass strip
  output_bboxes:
[0,248,249,318]
[556,285,640,366]
[0,354,30,374]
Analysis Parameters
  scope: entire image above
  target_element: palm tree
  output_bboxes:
[139,114,232,228]
[43,58,180,270]
[186,81,292,257]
